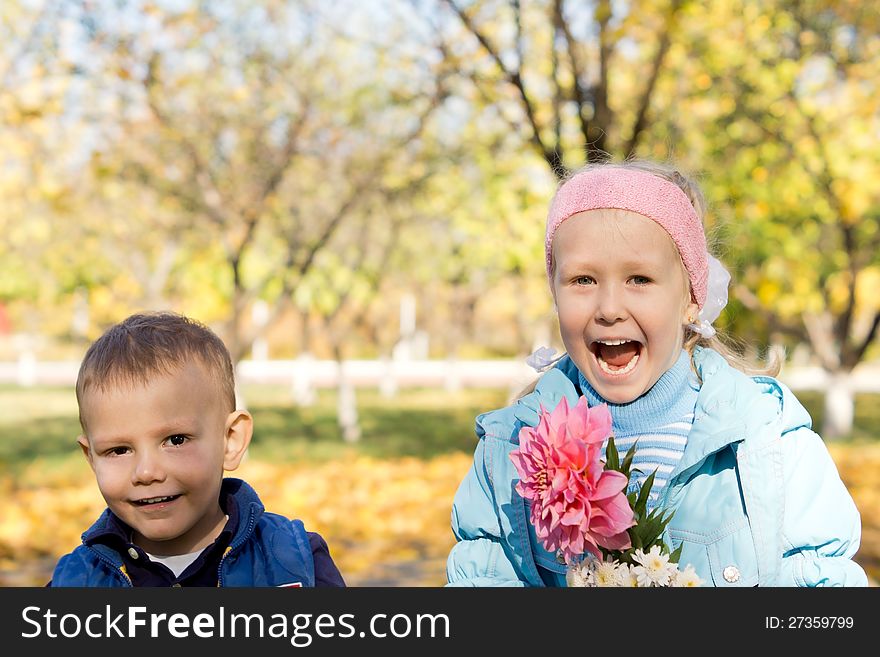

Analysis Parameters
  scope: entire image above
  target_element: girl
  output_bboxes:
[446,160,866,587]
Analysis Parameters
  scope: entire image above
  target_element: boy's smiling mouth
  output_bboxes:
[591,339,642,375]
[132,494,182,507]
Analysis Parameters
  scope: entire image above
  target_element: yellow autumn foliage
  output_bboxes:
[827,444,880,584]
[0,453,473,587]
[1,447,877,586]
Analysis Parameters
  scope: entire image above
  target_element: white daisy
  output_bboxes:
[618,562,640,587]
[593,559,624,587]
[632,545,673,587]
[673,564,703,587]
[566,561,595,587]
[631,564,654,587]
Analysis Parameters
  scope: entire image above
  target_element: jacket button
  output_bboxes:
[723,565,740,583]
[127,547,139,559]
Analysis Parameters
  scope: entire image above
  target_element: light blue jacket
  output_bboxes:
[446,348,867,587]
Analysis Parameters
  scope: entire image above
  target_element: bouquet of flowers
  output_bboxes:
[509,396,703,587]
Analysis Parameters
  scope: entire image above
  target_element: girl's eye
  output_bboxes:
[630,275,651,285]
[166,434,188,447]
[574,276,595,286]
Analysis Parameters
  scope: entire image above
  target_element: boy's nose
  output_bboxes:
[131,451,166,484]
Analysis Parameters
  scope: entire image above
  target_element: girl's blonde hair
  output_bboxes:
[521,158,779,400]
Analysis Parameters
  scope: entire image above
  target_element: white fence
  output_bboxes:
[1,357,879,393]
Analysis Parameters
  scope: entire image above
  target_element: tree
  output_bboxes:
[0,0,111,341]
[434,0,689,177]
[69,0,446,371]
[664,0,880,437]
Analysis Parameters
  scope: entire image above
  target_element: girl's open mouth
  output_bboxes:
[591,339,641,375]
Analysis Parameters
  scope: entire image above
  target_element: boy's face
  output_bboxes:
[552,209,698,404]
[78,361,251,556]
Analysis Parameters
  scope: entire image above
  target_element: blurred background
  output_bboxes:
[0,0,878,586]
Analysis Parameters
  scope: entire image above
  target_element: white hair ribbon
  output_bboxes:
[525,346,562,372]
[687,255,730,338]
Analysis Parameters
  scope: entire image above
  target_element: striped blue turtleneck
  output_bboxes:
[577,349,699,512]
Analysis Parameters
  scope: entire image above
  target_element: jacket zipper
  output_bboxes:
[87,545,133,587]
[216,508,258,586]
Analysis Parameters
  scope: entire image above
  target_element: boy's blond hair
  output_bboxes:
[76,311,237,430]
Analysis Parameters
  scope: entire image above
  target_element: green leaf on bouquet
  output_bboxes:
[602,446,683,567]
[669,543,684,564]
[605,438,639,479]
[605,435,620,471]
[631,532,643,550]
[633,470,657,516]
[620,442,637,478]
[640,517,665,547]
[637,508,677,555]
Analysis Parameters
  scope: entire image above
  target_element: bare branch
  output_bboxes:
[511,0,524,70]
[553,0,592,162]
[590,1,612,161]
[442,0,563,175]
[623,0,684,157]
[802,311,841,371]
[849,310,880,369]
[788,93,861,362]
[143,54,230,228]
[732,283,806,341]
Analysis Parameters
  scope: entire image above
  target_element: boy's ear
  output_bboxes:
[77,435,97,472]
[223,410,253,472]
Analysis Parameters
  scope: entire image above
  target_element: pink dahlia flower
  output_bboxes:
[510,396,634,564]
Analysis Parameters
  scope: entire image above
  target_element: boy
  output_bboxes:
[49,311,345,587]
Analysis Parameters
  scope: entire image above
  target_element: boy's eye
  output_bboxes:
[106,446,129,457]
[166,434,188,447]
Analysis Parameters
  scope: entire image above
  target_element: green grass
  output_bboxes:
[0,384,510,478]
[0,385,83,474]
[0,383,876,481]
[243,386,508,462]
[794,391,880,444]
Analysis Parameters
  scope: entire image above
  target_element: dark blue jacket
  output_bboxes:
[49,478,341,587]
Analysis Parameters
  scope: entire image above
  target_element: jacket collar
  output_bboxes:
[221,478,265,549]
[667,347,784,480]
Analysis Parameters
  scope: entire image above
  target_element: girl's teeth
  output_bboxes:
[598,352,639,375]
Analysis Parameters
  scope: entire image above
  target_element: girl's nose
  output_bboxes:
[595,284,628,323]
[131,450,166,485]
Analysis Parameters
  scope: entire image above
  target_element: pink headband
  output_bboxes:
[545,167,708,307]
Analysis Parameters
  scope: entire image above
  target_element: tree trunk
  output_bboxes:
[822,371,854,440]
[291,351,317,407]
[379,354,398,398]
[334,347,361,443]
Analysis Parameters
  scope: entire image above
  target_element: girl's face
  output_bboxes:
[551,209,698,404]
